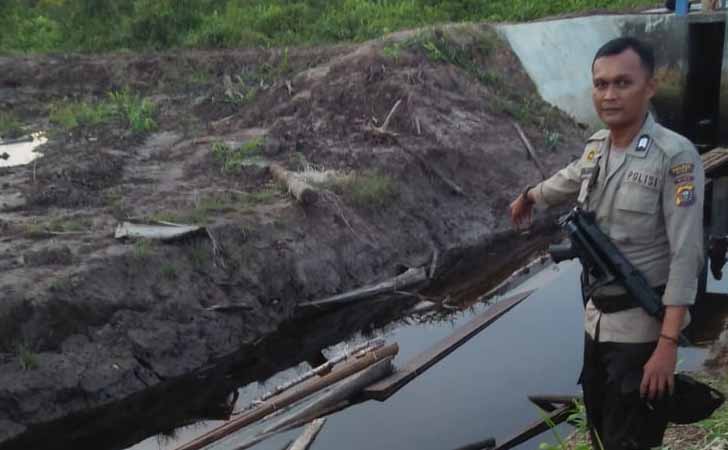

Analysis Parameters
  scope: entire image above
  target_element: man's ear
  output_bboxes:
[646,75,657,100]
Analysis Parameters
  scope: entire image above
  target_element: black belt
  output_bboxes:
[592,285,666,314]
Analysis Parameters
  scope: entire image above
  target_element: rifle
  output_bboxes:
[548,207,690,345]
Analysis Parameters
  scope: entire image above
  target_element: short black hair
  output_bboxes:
[592,37,655,77]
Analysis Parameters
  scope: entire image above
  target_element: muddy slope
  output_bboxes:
[0,24,586,445]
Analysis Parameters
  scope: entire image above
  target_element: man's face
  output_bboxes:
[592,48,656,129]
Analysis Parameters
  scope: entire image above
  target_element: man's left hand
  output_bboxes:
[640,340,677,400]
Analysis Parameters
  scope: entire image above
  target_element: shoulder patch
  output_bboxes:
[585,148,599,161]
[670,163,695,177]
[675,183,696,207]
[587,129,609,142]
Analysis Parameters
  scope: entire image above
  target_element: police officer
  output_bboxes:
[510,37,704,449]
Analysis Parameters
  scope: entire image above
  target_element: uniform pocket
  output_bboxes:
[612,185,660,243]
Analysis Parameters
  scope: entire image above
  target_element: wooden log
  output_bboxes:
[299,267,428,309]
[512,121,547,180]
[172,344,399,450]
[270,163,319,205]
[490,405,572,450]
[236,339,386,413]
[404,148,465,196]
[265,358,394,434]
[363,290,533,401]
[288,419,327,450]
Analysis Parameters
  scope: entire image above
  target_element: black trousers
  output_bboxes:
[580,334,670,450]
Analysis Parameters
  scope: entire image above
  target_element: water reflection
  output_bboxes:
[0,133,47,167]
[128,261,724,450]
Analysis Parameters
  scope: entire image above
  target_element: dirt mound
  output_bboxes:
[0,24,586,449]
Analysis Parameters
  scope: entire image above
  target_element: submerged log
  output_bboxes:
[299,267,428,309]
[288,419,327,450]
[490,404,572,450]
[363,290,533,401]
[452,437,496,450]
[270,163,319,205]
[527,394,579,412]
[172,344,399,450]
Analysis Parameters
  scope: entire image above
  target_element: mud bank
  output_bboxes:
[0,24,586,447]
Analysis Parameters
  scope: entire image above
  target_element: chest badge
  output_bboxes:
[635,135,651,152]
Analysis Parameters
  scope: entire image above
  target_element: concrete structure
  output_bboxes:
[497,11,727,150]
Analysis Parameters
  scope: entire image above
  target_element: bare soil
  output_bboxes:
[0,24,587,449]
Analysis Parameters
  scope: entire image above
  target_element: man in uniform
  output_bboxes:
[510,37,704,449]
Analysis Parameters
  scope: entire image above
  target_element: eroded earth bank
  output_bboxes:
[0,24,589,449]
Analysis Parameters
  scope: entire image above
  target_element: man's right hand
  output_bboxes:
[510,190,534,229]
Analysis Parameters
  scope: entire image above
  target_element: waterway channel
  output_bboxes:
[126,259,728,450]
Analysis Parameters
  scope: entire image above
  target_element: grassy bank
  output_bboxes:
[1,0,658,54]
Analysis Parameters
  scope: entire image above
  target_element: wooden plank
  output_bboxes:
[490,405,572,450]
[702,147,728,175]
[173,344,399,450]
[363,290,534,401]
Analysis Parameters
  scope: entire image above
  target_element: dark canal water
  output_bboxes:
[127,260,726,450]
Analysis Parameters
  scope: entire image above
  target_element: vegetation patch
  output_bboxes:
[1,1,660,54]
[152,188,279,225]
[211,137,265,174]
[16,342,39,371]
[49,89,156,134]
[0,112,24,139]
[333,171,398,209]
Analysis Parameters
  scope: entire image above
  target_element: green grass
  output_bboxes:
[333,171,398,209]
[212,137,265,174]
[49,100,115,130]
[108,89,157,133]
[16,342,39,371]
[49,89,156,133]
[0,112,24,139]
[151,188,278,225]
[0,1,659,54]
[160,263,178,280]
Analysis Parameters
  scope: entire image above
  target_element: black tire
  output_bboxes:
[665,0,676,10]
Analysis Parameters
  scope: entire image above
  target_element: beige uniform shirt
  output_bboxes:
[531,114,705,343]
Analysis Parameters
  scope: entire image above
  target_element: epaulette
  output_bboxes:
[587,129,610,142]
[651,124,696,159]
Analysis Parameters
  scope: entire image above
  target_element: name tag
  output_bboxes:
[625,169,660,190]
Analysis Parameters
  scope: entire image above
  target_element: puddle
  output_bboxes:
[127,261,724,450]
[0,133,47,167]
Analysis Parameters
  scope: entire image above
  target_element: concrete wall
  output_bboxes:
[497,12,726,137]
